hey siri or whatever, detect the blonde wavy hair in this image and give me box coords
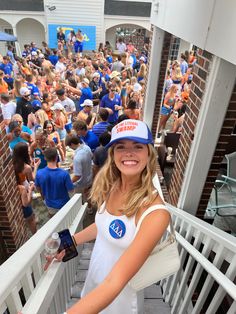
[90,143,158,217]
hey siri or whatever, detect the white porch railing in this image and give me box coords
[0,194,87,314]
[162,203,236,314]
[0,193,236,314]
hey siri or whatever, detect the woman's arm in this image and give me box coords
[73,223,97,245]
[18,183,35,207]
[67,208,170,314]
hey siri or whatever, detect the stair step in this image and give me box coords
[81,247,93,259]
[144,299,171,314]
[144,284,163,299]
[77,259,90,270]
[75,269,88,281]
[69,244,170,313]
[71,282,84,298]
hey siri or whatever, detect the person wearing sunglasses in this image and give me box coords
[16,87,34,126]
[100,84,122,124]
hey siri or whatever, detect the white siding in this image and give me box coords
[44,0,105,48]
[151,0,236,65]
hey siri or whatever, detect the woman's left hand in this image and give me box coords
[44,250,65,271]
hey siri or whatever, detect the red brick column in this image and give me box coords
[197,84,236,218]
[151,32,172,137]
[168,49,213,205]
[0,110,28,262]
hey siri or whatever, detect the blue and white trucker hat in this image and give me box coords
[106,119,153,148]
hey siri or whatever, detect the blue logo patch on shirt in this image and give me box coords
[109,219,126,239]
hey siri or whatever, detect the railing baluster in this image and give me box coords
[21,269,35,300]
[0,302,8,314]
[32,256,43,285]
[191,245,225,314]
[171,230,203,313]
[165,224,194,304]
[177,238,214,313]
[205,256,236,314]
[227,300,236,314]
[5,287,22,313]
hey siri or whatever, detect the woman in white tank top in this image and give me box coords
[66,119,170,314]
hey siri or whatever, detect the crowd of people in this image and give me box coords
[0,35,195,236]
[0,37,150,234]
[0,34,197,313]
[159,52,196,133]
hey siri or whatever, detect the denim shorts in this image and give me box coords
[65,123,72,132]
[56,128,67,140]
[23,206,33,218]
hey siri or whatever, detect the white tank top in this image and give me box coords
[81,202,144,313]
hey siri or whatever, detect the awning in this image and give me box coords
[0,31,17,42]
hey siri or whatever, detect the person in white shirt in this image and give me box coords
[55,55,66,79]
[116,38,127,54]
[0,93,16,127]
[56,88,76,134]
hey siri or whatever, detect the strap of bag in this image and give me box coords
[135,204,175,237]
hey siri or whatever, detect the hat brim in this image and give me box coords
[105,136,153,149]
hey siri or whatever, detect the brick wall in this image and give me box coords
[197,84,236,218]
[151,32,172,137]
[168,49,213,205]
[0,110,28,262]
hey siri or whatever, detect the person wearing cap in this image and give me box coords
[79,78,93,111]
[89,72,102,105]
[77,99,97,129]
[137,56,147,82]
[51,102,68,157]
[100,84,122,124]
[58,119,170,314]
[16,87,34,125]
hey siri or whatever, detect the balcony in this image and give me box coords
[0,189,236,313]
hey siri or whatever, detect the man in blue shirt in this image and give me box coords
[100,85,122,124]
[92,108,110,138]
[180,54,188,75]
[0,56,13,89]
[35,148,74,217]
[73,120,99,152]
[49,49,59,66]
[78,78,93,111]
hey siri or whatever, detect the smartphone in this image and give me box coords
[58,229,78,262]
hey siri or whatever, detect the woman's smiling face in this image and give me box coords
[113,140,149,177]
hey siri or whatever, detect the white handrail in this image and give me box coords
[21,203,87,314]
[162,202,236,313]
[0,194,83,312]
[176,233,236,300]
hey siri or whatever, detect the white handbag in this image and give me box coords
[129,205,180,291]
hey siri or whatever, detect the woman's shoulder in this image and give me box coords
[136,194,170,224]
